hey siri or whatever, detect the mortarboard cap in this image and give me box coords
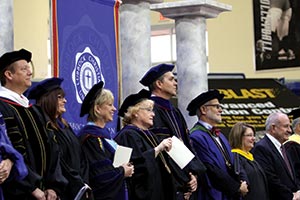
[80,81,104,117]
[187,89,224,116]
[0,49,32,72]
[289,108,300,120]
[118,89,151,117]
[27,77,63,100]
[139,63,174,86]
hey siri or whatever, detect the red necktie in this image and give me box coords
[281,145,293,178]
[211,127,221,137]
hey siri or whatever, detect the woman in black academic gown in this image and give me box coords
[229,122,269,200]
[114,89,175,200]
[27,77,92,200]
[78,81,134,200]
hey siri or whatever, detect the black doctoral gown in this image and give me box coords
[0,99,67,200]
[233,152,269,200]
[149,96,206,194]
[285,140,300,183]
[49,119,91,200]
[78,124,128,200]
[114,125,175,200]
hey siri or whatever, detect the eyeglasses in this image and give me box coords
[139,107,154,112]
[57,95,66,100]
[243,134,255,137]
[204,104,222,109]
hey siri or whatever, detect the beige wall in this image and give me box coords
[207,0,300,79]
[151,0,300,80]
[13,0,300,80]
[14,0,49,79]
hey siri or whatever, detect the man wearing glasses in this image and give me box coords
[187,89,249,200]
[0,49,67,200]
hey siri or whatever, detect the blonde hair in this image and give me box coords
[87,88,114,122]
[122,99,154,125]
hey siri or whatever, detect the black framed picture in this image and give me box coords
[253,0,300,70]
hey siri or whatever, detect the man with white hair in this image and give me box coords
[253,112,300,200]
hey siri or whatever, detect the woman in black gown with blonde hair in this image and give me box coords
[115,89,175,200]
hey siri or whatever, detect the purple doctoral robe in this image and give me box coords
[190,122,248,200]
[78,124,128,200]
[0,113,28,200]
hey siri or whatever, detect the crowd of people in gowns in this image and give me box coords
[0,48,300,200]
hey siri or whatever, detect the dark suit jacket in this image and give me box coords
[285,140,300,183]
[252,135,300,200]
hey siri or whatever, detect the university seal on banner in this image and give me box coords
[72,47,105,104]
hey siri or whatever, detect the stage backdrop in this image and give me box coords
[253,0,300,70]
[209,78,300,137]
[51,0,120,135]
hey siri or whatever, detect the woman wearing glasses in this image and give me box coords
[114,89,175,200]
[78,81,134,200]
[229,122,269,200]
[27,77,92,200]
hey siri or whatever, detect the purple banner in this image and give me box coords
[52,0,120,135]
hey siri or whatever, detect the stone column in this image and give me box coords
[151,0,231,128]
[120,0,162,101]
[0,0,14,55]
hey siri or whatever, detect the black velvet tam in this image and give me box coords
[187,89,224,116]
[80,81,104,117]
[139,63,174,86]
[27,77,63,99]
[0,49,32,71]
[118,89,151,117]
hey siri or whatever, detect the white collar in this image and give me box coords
[198,120,213,130]
[0,86,30,107]
[266,133,283,156]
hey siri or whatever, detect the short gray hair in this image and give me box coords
[292,117,300,132]
[265,112,282,131]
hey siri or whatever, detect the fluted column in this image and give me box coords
[0,0,14,55]
[120,0,162,101]
[151,0,231,128]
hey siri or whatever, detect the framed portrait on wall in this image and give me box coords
[253,0,300,70]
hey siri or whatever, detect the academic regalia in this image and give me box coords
[139,63,174,87]
[25,76,91,199]
[285,108,300,183]
[190,122,248,200]
[285,138,300,183]
[0,113,28,200]
[48,119,90,200]
[114,125,174,200]
[0,99,67,200]
[150,96,190,146]
[231,150,269,200]
[149,96,206,196]
[78,124,127,200]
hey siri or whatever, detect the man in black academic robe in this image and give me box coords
[139,63,206,199]
[0,49,67,199]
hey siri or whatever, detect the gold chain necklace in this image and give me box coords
[135,125,171,174]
